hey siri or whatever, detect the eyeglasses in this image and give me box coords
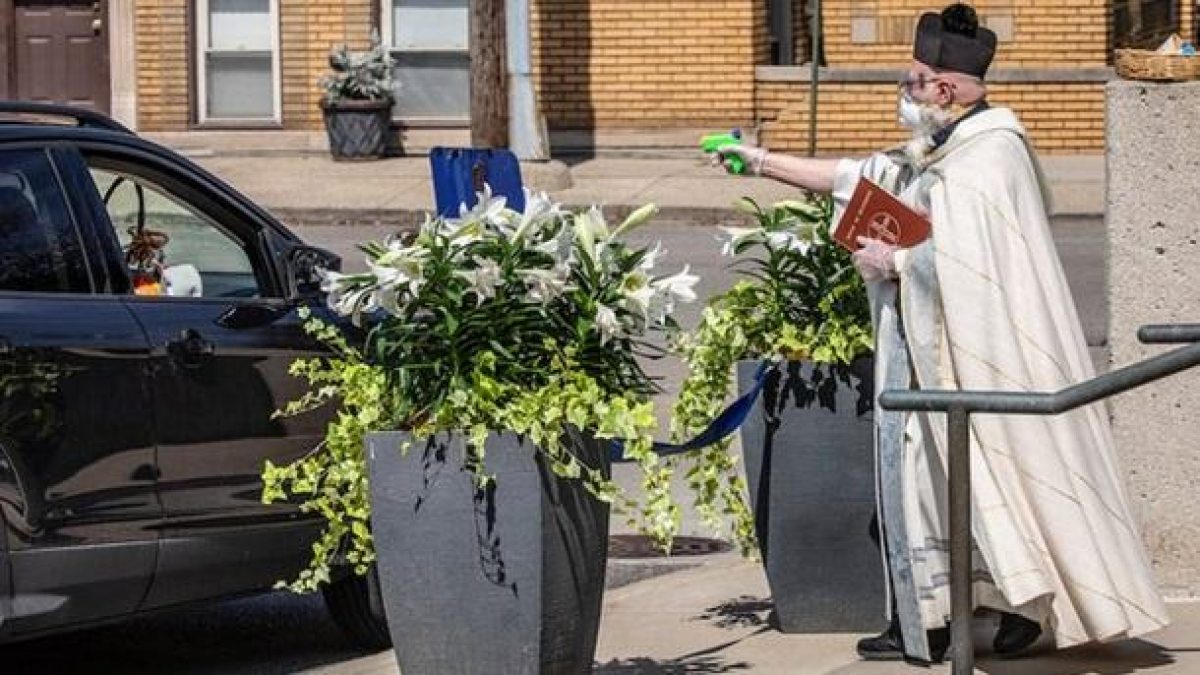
[898,73,937,93]
[900,72,983,93]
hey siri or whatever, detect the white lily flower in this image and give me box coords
[620,270,655,319]
[651,265,700,321]
[368,245,428,297]
[366,257,408,287]
[513,189,556,242]
[373,286,405,317]
[573,205,611,262]
[717,226,760,257]
[640,241,665,271]
[454,184,516,235]
[594,303,624,345]
[448,218,486,244]
[319,269,378,324]
[521,265,572,303]
[766,230,810,253]
[455,258,505,306]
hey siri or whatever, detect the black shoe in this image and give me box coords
[856,617,904,661]
[856,619,950,664]
[993,612,1042,656]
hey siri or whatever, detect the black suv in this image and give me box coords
[0,103,387,649]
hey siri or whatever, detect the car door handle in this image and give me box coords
[167,329,215,367]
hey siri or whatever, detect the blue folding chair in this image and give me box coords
[430,147,526,217]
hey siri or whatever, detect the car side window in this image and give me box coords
[89,168,261,299]
[0,149,91,294]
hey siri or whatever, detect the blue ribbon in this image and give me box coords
[609,359,777,461]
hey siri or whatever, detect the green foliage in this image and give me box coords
[263,191,697,592]
[320,33,394,104]
[262,308,385,592]
[667,195,874,555]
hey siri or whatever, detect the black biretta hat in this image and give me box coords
[914,3,997,78]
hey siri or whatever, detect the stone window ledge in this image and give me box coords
[756,66,1116,83]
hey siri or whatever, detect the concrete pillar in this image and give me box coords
[1106,79,1200,596]
[109,0,137,130]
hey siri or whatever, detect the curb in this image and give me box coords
[270,205,764,230]
[605,549,745,591]
[271,205,1103,231]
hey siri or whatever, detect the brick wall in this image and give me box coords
[135,0,189,131]
[823,0,1109,68]
[128,0,1155,151]
[757,81,1105,155]
[1182,0,1195,44]
[135,0,372,131]
[529,0,759,129]
[280,0,374,130]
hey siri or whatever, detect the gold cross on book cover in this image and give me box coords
[834,177,932,253]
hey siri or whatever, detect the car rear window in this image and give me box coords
[0,149,90,293]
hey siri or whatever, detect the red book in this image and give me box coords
[833,177,932,252]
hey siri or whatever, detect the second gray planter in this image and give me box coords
[737,357,883,632]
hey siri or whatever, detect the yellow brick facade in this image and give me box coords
[823,0,1109,68]
[528,0,762,128]
[279,0,374,130]
[757,81,1106,154]
[129,0,1187,154]
[134,0,189,131]
[134,0,372,132]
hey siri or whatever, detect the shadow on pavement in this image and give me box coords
[974,638,1176,675]
[823,637,1180,675]
[594,655,753,673]
[0,591,380,675]
[692,595,775,629]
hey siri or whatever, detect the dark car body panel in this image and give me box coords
[0,108,340,642]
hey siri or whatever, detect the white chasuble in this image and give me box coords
[831,107,1169,651]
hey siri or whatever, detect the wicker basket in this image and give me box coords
[1115,48,1200,82]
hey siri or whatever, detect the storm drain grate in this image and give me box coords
[607,534,733,559]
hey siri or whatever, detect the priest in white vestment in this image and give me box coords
[714,2,1170,664]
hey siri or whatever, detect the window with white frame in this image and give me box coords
[196,0,281,124]
[383,0,471,122]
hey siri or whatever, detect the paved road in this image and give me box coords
[1,591,379,675]
[0,217,1107,674]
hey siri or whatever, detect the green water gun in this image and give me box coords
[700,129,746,175]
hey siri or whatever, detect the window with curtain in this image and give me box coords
[198,0,279,123]
[387,0,470,121]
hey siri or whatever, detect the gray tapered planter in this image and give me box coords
[321,98,394,160]
[366,427,609,675]
[737,356,882,632]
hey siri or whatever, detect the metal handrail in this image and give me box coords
[878,323,1200,674]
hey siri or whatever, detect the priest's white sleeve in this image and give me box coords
[830,153,904,231]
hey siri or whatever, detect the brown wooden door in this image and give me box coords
[12,0,109,111]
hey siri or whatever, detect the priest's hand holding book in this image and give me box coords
[852,237,899,281]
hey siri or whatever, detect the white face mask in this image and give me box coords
[897,91,924,130]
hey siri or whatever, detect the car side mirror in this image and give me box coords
[285,244,341,300]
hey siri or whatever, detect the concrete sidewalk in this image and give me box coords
[307,555,1199,674]
[145,132,1105,226]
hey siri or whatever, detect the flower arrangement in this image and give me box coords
[262,189,701,592]
[320,34,395,105]
[666,195,875,554]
